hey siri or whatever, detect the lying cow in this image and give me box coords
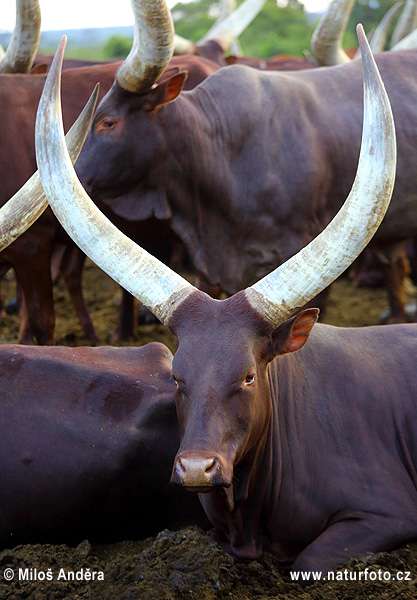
[32,26,417,575]
[0,341,208,547]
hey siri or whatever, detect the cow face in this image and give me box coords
[169,290,318,495]
[75,72,187,204]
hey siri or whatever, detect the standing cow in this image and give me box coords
[33,25,417,575]
[0,0,222,344]
[74,0,417,325]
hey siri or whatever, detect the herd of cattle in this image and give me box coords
[2,0,417,582]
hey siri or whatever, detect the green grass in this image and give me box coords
[38,45,108,61]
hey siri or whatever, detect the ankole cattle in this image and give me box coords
[0,0,223,344]
[74,0,417,325]
[0,341,208,547]
[31,27,417,575]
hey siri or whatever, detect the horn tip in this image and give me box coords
[356,23,365,41]
[357,23,373,62]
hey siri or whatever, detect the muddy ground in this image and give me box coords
[1,261,416,600]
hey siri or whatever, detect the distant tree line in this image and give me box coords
[103,0,405,60]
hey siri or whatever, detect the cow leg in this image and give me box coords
[381,259,408,324]
[291,514,416,579]
[60,246,99,344]
[114,288,136,341]
[18,296,35,344]
[16,254,55,345]
[0,280,6,318]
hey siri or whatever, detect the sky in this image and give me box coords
[0,0,330,32]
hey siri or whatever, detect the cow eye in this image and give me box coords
[172,376,179,387]
[243,374,256,386]
[96,119,117,132]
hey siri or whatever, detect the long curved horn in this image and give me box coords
[0,54,99,251]
[311,0,354,66]
[173,34,196,55]
[198,0,267,52]
[391,0,417,47]
[391,25,417,50]
[245,25,396,327]
[36,37,196,325]
[354,2,403,60]
[215,0,242,56]
[116,0,174,94]
[370,2,404,53]
[0,0,41,73]
[0,45,5,60]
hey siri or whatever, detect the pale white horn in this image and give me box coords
[116,0,174,94]
[173,34,196,55]
[370,2,404,53]
[354,3,403,60]
[36,37,196,325]
[199,0,267,52]
[311,0,355,66]
[246,25,397,327]
[0,50,99,252]
[0,0,41,73]
[391,0,417,47]
[214,0,242,56]
[391,25,417,50]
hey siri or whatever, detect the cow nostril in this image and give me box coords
[205,458,217,474]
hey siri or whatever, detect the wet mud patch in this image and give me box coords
[1,531,417,599]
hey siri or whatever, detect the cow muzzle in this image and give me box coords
[171,452,231,491]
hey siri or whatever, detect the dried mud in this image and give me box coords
[1,261,416,600]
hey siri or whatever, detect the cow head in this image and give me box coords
[76,70,187,207]
[169,290,318,495]
[75,0,188,217]
[35,25,395,514]
[75,0,265,219]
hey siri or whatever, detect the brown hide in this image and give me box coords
[166,290,417,573]
[225,53,318,70]
[0,341,208,546]
[0,55,219,344]
[75,49,417,325]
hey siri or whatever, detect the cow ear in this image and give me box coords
[144,71,188,111]
[31,63,48,74]
[266,308,319,361]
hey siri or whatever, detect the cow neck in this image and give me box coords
[162,88,235,281]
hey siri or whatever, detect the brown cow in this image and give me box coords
[33,25,417,577]
[0,341,208,547]
[0,43,219,343]
[74,0,417,326]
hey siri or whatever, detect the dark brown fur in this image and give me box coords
[166,290,417,573]
[0,341,208,546]
[76,49,417,321]
[0,55,220,343]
